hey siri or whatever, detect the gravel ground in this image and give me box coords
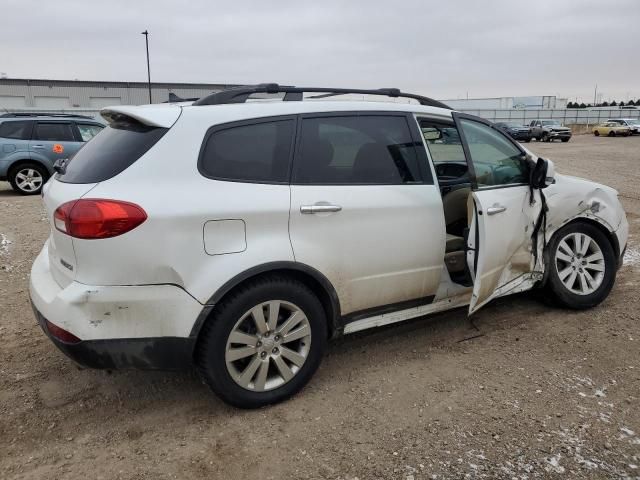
[1,134,639,479]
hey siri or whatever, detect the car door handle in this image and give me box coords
[32,145,44,149]
[300,204,342,214]
[486,205,507,215]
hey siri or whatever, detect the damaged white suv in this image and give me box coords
[30,84,628,408]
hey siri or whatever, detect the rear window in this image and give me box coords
[0,120,32,140]
[199,118,295,183]
[77,123,104,141]
[57,121,167,184]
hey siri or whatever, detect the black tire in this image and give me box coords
[542,133,550,142]
[8,162,48,195]
[594,130,600,136]
[196,275,327,408]
[545,222,616,309]
[608,131,616,137]
[561,138,570,143]
[524,137,531,143]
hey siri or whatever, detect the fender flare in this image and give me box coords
[189,261,341,339]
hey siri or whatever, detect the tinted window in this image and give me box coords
[0,120,32,140]
[57,121,167,184]
[34,122,75,141]
[293,115,421,185]
[77,123,104,141]
[458,119,527,188]
[199,119,294,183]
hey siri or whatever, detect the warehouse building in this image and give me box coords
[442,95,567,110]
[0,77,236,110]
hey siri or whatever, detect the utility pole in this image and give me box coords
[593,84,597,107]
[141,30,152,104]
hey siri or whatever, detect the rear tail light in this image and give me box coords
[45,319,81,344]
[54,199,147,239]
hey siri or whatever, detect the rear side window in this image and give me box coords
[34,122,75,141]
[77,123,104,141]
[0,120,32,140]
[199,119,294,183]
[293,115,423,185]
[57,121,167,184]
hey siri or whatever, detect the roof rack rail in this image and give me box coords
[192,83,451,109]
[0,112,95,119]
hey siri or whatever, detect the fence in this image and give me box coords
[457,108,640,126]
[2,106,639,126]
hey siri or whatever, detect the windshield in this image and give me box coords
[541,121,561,126]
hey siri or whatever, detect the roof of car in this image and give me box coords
[102,100,456,129]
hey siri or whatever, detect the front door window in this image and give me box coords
[457,118,528,189]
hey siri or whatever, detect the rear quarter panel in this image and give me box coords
[71,108,295,305]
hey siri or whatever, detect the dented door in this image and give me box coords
[468,187,539,312]
[451,113,539,314]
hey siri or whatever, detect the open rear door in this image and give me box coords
[450,113,540,314]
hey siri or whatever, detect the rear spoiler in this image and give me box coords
[100,105,181,128]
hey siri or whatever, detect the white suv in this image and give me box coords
[30,85,628,408]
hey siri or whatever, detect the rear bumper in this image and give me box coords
[33,303,194,370]
[29,245,203,370]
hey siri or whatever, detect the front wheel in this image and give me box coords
[608,131,616,137]
[594,130,600,136]
[561,138,570,143]
[545,223,616,309]
[196,276,327,408]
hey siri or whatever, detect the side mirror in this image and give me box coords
[544,159,555,187]
[530,157,555,189]
[422,128,442,141]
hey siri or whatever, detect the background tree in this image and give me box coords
[579,102,587,108]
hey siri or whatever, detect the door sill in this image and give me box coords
[343,294,470,334]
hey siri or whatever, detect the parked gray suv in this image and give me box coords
[0,113,104,195]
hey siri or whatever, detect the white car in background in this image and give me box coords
[30,84,628,408]
[607,118,640,134]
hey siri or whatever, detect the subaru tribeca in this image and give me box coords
[30,85,628,408]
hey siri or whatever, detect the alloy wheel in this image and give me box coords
[225,300,312,392]
[15,168,43,193]
[554,232,605,295]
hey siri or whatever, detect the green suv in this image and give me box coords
[0,113,104,195]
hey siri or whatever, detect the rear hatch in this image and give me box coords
[42,105,180,288]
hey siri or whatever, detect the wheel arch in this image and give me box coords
[189,262,342,342]
[7,158,53,177]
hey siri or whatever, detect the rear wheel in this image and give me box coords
[561,138,570,143]
[8,163,48,195]
[608,131,616,137]
[594,130,600,136]
[545,222,616,309]
[196,276,327,408]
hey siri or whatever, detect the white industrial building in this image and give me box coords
[442,96,567,110]
[0,78,236,110]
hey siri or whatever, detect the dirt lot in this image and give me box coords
[1,134,639,479]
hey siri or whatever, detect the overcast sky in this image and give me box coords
[2,0,639,102]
